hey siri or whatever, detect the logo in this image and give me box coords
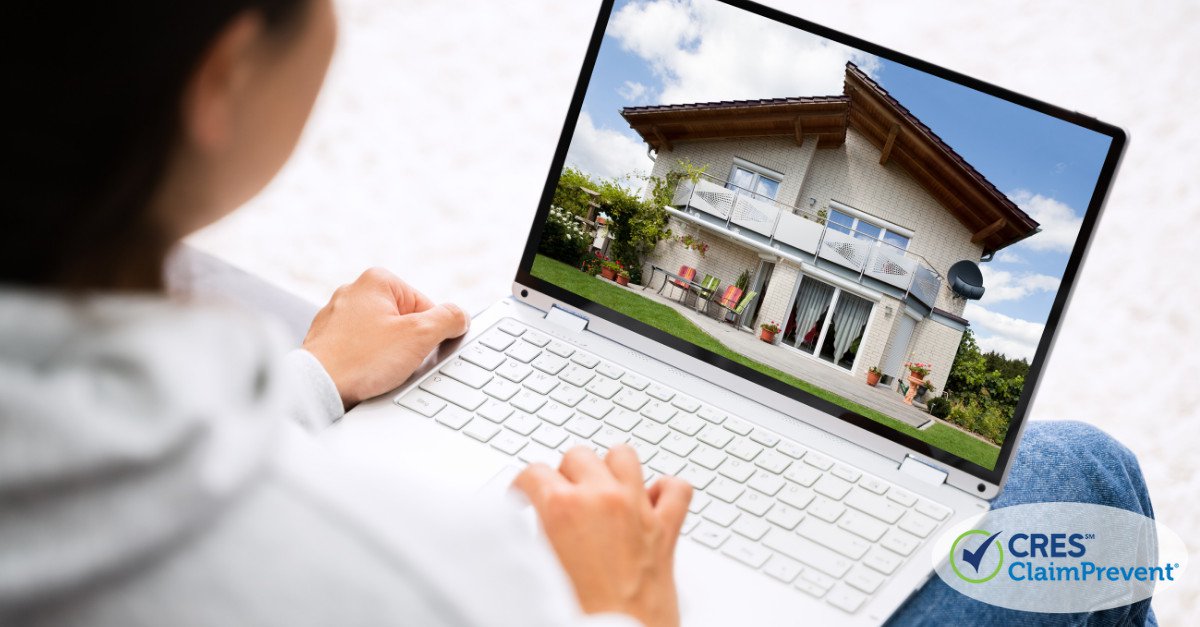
[951,529,1004,583]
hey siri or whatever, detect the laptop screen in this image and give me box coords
[516,0,1125,482]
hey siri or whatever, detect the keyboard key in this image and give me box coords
[558,364,594,387]
[753,451,791,474]
[863,547,903,575]
[796,518,869,559]
[505,342,541,364]
[727,438,763,462]
[434,407,473,430]
[420,376,486,411]
[778,483,816,509]
[504,412,541,436]
[803,451,833,470]
[688,492,712,514]
[585,376,622,399]
[612,388,649,411]
[463,419,500,442]
[880,529,920,556]
[748,429,779,447]
[478,331,515,352]
[591,426,629,449]
[648,451,686,476]
[732,515,770,541]
[860,475,890,495]
[633,421,670,445]
[522,331,550,347]
[570,352,600,368]
[548,384,586,407]
[762,529,853,578]
[671,395,701,413]
[783,464,821,487]
[765,503,804,530]
[496,359,533,383]
[532,425,569,449]
[661,433,698,457]
[692,522,730,548]
[518,443,561,467]
[689,445,726,470]
[537,402,573,426]
[707,477,745,503]
[763,556,802,584]
[576,396,613,419]
[510,390,547,414]
[845,567,885,594]
[721,536,771,568]
[831,465,861,482]
[826,584,867,613]
[397,390,445,417]
[546,341,575,358]
[697,407,726,424]
[678,464,714,490]
[701,501,740,527]
[490,430,526,456]
[595,362,625,380]
[531,354,568,376]
[681,513,701,535]
[668,413,705,437]
[626,439,658,464]
[620,372,649,390]
[735,491,773,517]
[483,378,520,402]
[604,409,642,432]
[807,497,846,523]
[641,401,676,423]
[794,578,827,598]
[915,500,951,521]
[747,471,785,496]
[887,489,917,507]
[558,436,594,454]
[800,567,836,590]
[565,416,602,439]
[477,400,514,423]
[645,383,674,402]
[837,510,888,542]
[813,475,853,500]
[440,359,493,389]
[898,511,938,538]
[461,344,506,371]
[723,418,752,436]
[496,319,526,336]
[697,425,734,449]
[717,459,755,483]
[845,488,906,524]
[776,440,806,459]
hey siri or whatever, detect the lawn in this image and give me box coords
[532,254,1001,469]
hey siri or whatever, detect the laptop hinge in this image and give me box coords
[545,305,588,333]
[899,455,949,486]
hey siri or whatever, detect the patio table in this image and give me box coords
[653,268,713,313]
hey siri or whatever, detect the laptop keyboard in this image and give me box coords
[396,318,953,615]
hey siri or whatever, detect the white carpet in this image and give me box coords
[190,0,1199,620]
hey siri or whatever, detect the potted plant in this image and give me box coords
[866,366,882,387]
[903,362,931,405]
[760,321,781,343]
[615,269,630,286]
[915,380,936,402]
[600,259,621,281]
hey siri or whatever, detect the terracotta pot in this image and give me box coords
[616,275,629,286]
[600,267,617,280]
[866,370,881,386]
[760,330,776,343]
[903,374,924,405]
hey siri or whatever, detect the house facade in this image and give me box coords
[621,63,1039,393]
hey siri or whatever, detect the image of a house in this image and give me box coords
[622,62,1040,397]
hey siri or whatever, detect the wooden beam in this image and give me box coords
[650,125,672,152]
[794,118,804,146]
[972,218,1007,244]
[879,123,899,165]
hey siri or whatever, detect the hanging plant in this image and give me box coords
[676,233,709,256]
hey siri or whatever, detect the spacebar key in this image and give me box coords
[762,529,853,578]
[420,375,486,411]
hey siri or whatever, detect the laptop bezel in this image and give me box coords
[511,0,1128,489]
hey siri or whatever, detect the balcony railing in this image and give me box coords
[670,174,943,308]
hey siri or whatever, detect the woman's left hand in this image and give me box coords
[303,267,470,408]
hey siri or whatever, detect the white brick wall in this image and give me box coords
[907,320,964,392]
[755,261,801,331]
[642,217,762,298]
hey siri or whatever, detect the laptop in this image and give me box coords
[327,0,1127,623]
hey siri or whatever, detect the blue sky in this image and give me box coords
[563,0,1113,360]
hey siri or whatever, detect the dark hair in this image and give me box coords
[2,2,309,291]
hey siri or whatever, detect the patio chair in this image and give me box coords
[712,285,743,320]
[663,265,696,300]
[688,275,720,310]
[728,290,759,327]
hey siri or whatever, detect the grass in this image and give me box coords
[532,254,1001,469]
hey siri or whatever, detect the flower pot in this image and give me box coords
[616,275,629,286]
[600,267,617,280]
[760,330,776,343]
[866,370,881,386]
[903,374,924,405]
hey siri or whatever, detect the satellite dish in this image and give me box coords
[948,260,986,300]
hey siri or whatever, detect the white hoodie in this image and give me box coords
[0,292,632,627]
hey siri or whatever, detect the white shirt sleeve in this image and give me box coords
[281,349,345,430]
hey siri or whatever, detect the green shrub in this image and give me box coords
[925,396,950,420]
[537,206,591,267]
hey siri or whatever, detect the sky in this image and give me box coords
[563,0,1113,361]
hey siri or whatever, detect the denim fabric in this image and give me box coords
[886,421,1158,626]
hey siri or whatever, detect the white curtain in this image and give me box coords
[791,278,833,350]
[829,293,873,367]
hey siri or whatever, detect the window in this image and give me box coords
[783,277,873,371]
[827,207,911,251]
[727,161,782,201]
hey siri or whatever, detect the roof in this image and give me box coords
[620,63,1039,253]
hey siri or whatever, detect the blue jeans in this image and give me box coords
[886,421,1157,626]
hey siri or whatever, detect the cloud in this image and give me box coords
[978,266,1060,304]
[617,80,649,102]
[1009,189,1083,253]
[564,110,654,184]
[609,0,881,105]
[964,303,1044,361]
[993,250,1025,264]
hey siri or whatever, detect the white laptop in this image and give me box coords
[328,0,1127,624]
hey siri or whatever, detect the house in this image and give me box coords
[621,63,1039,394]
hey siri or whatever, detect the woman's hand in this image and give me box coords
[514,445,692,627]
[303,267,469,408]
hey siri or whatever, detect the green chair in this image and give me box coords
[724,290,759,327]
[689,275,721,311]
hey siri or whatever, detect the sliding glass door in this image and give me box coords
[783,276,873,371]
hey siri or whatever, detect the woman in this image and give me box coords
[1,2,1157,626]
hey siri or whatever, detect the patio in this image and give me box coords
[628,277,936,429]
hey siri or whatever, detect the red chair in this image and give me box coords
[716,285,743,311]
[664,265,696,300]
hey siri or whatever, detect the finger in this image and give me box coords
[398,303,471,345]
[558,446,612,485]
[512,462,569,508]
[647,476,692,542]
[357,267,437,314]
[603,444,646,489]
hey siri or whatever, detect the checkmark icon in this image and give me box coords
[961,531,1002,573]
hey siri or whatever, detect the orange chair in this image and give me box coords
[715,285,743,311]
[665,265,696,300]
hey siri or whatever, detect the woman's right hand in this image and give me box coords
[514,445,692,627]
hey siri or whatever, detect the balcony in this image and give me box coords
[669,175,943,309]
